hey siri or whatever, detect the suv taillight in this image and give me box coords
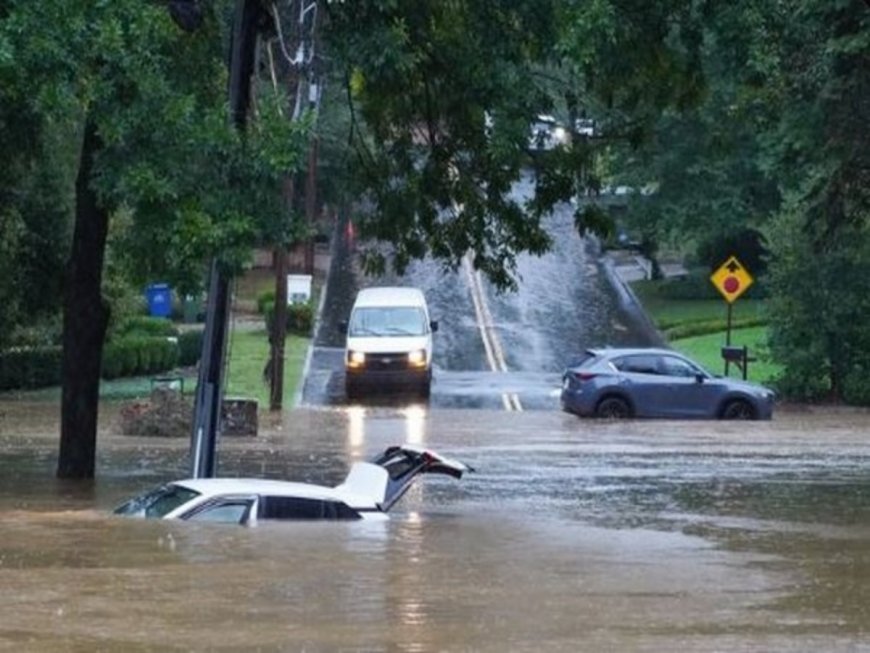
[572,372,597,382]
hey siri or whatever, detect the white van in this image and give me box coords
[342,287,438,399]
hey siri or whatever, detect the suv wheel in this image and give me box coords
[596,396,631,419]
[721,399,755,420]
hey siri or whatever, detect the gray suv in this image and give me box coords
[560,348,775,420]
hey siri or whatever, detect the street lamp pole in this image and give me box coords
[189,0,263,478]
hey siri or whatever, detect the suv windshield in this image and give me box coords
[349,307,427,337]
[114,484,199,518]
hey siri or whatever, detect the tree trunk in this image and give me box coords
[304,137,318,275]
[58,116,110,479]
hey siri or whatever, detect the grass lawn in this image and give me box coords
[630,280,766,329]
[671,326,780,385]
[628,278,778,386]
[225,328,307,408]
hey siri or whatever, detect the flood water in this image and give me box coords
[2,401,870,651]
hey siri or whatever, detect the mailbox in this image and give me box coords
[721,346,746,363]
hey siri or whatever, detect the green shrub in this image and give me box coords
[156,337,180,372]
[101,342,125,379]
[264,300,314,336]
[166,342,179,371]
[103,338,142,378]
[842,365,870,406]
[1,337,182,390]
[652,271,768,301]
[8,319,62,348]
[139,340,151,375]
[102,336,178,379]
[257,289,276,315]
[137,337,177,374]
[178,330,204,367]
[0,346,62,390]
[657,273,722,300]
[117,316,179,338]
[694,229,769,276]
[288,302,313,335]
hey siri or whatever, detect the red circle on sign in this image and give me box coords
[723,276,740,293]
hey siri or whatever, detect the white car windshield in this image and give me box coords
[114,484,199,518]
[349,307,427,337]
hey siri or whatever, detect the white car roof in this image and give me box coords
[171,477,378,509]
[353,286,426,309]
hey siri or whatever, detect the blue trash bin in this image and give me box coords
[145,283,172,318]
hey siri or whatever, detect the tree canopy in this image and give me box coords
[323,0,710,289]
[1,0,868,435]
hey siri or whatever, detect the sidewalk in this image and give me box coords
[600,248,688,347]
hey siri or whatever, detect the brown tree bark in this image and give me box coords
[58,116,110,479]
[304,137,318,275]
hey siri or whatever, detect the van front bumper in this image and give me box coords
[346,367,431,389]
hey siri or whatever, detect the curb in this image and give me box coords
[601,255,666,347]
[291,221,338,409]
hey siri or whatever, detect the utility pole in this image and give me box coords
[304,131,319,275]
[268,0,321,409]
[303,8,322,276]
[189,0,262,478]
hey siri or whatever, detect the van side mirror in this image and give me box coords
[338,320,348,334]
[430,320,439,333]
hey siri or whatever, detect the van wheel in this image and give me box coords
[419,381,431,400]
[595,396,631,419]
[345,380,360,401]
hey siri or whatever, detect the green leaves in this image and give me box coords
[322,0,720,289]
[0,0,312,321]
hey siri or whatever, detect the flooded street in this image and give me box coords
[305,176,659,410]
[2,401,870,651]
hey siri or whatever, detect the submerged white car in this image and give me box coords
[114,446,472,524]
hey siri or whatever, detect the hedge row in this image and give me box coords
[0,347,63,390]
[664,316,768,340]
[101,337,179,380]
[178,330,204,367]
[116,316,179,338]
[655,272,768,301]
[0,329,204,391]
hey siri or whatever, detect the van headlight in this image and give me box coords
[346,351,366,368]
[407,349,427,368]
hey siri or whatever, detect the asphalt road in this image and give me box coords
[303,178,659,410]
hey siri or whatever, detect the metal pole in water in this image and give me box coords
[189,0,261,478]
[724,303,733,377]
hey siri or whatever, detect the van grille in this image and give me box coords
[366,352,409,371]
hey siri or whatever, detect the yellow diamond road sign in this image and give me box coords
[710,255,754,303]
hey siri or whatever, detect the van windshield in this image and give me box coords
[349,307,427,337]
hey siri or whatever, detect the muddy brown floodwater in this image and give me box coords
[2,400,870,652]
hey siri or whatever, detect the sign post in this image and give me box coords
[710,256,754,376]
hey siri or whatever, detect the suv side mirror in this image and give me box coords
[430,320,439,333]
[695,373,705,384]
